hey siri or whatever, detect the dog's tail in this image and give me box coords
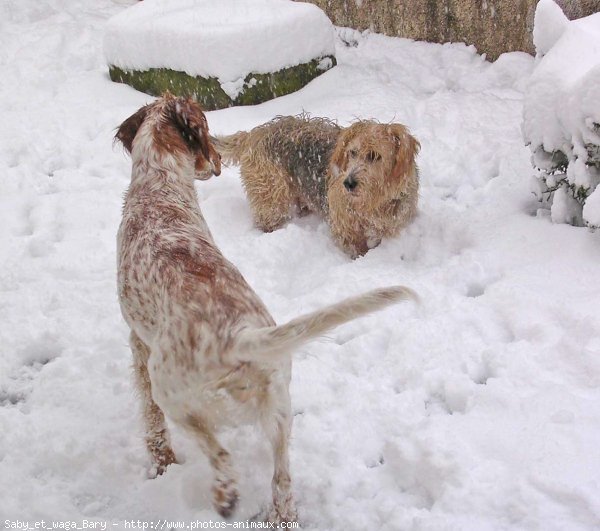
[232,286,417,362]
[210,132,249,166]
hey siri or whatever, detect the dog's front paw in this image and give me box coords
[212,477,239,519]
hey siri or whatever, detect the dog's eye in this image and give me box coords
[366,151,381,162]
[349,149,358,158]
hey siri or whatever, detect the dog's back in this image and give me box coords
[215,115,340,214]
[118,179,275,355]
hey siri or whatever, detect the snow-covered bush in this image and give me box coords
[104,0,336,110]
[523,0,600,227]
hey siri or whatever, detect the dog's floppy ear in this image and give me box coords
[165,96,221,176]
[330,126,358,178]
[388,124,420,181]
[115,104,151,154]
[166,97,210,155]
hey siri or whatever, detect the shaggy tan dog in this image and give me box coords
[214,115,420,258]
[115,95,417,524]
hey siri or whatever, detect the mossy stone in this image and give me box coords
[108,56,336,110]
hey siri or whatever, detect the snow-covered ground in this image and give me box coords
[2,1,600,529]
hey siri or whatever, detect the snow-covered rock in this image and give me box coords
[104,0,336,107]
[523,0,600,228]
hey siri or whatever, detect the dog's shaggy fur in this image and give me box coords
[115,95,416,523]
[214,115,420,258]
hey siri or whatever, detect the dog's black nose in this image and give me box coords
[343,174,358,191]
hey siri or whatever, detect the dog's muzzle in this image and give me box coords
[211,159,221,176]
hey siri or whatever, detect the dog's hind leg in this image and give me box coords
[240,165,294,233]
[261,385,298,524]
[130,331,177,476]
[185,414,239,518]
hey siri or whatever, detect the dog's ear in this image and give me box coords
[167,97,209,154]
[388,124,420,180]
[166,96,221,176]
[330,126,359,178]
[115,104,151,153]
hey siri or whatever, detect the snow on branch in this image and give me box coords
[523,0,600,228]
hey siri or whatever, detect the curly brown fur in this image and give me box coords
[214,115,420,258]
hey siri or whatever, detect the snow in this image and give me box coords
[532,0,568,57]
[2,1,600,529]
[523,1,600,227]
[524,7,600,155]
[104,0,335,95]
[583,185,600,227]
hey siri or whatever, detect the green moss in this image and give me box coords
[108,56,336,110]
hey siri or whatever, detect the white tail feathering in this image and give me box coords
[232,285,418,361]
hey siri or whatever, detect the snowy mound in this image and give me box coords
[523,0,600,227]
[104,0,336,108]
[532,0,569,56]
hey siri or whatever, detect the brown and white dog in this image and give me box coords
[214,115,420,258]
[115,94,416,523]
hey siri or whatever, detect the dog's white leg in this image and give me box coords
[130,331,177,476]
[185,414,239,518]
[261,389,298,524]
